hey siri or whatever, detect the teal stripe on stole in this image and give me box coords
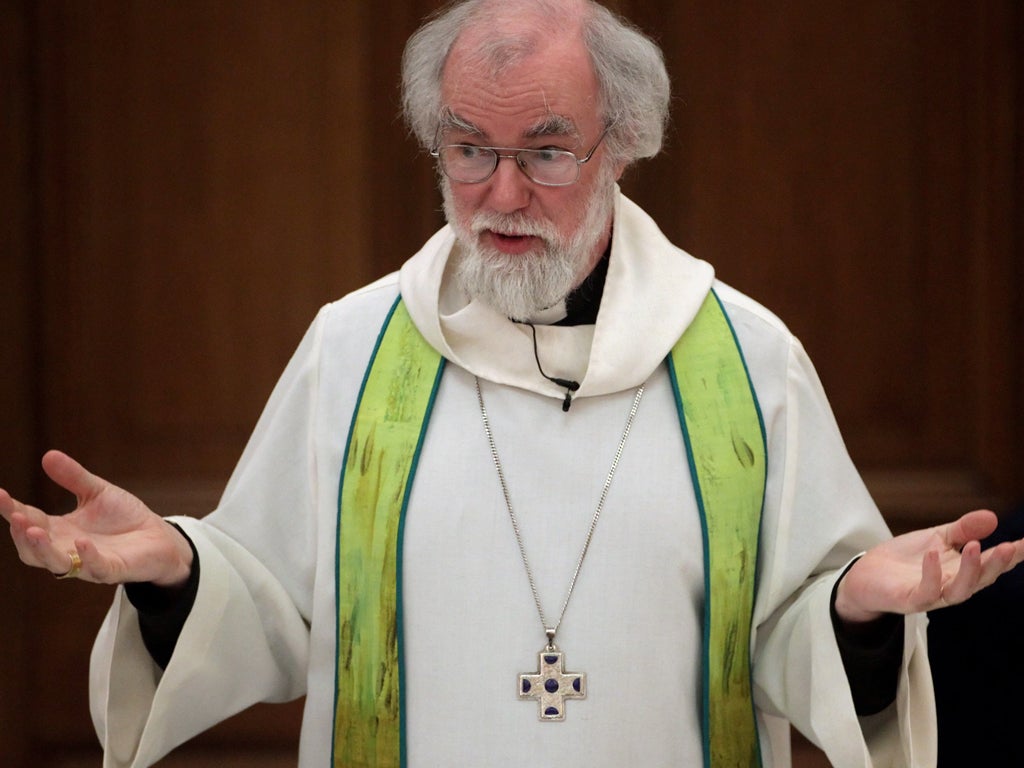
[395,348,445,768]
[334,288,765,767]
[667,288,766,768]
[333,295,444,768]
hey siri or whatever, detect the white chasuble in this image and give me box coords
[89,192,935,767]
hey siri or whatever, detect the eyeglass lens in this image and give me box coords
[438,146,579,186]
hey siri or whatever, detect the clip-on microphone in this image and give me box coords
[526,323,580,411]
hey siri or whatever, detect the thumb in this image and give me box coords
[40,450,106,503]
[944,509,998,550]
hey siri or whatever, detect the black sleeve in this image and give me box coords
[123,523,200,670]
[830,562,904,716]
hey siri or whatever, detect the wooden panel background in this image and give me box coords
[2,2,1020,766]
[624,0,1023,526]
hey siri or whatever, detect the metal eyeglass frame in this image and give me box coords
[430,126,611,187]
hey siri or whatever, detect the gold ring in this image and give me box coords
[56,550,82,580]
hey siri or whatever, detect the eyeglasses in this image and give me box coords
[430,127,610,187]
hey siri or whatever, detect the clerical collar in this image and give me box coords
[556,249,610,326]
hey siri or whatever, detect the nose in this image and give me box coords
[484,155,532,214]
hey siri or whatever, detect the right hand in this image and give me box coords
[1,450,193,587]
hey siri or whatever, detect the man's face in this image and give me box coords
[438,31,622,319]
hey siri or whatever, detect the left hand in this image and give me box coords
[835,509,1024,624]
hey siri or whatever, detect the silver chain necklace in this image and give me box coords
[475,377,645,720]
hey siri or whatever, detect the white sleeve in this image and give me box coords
[88,308,331,767]
[750,336,936,767]
[90,522,310,767]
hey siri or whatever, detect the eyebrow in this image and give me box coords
[439,109,581,145]
[522,114,579,141]
[439,110,485,137]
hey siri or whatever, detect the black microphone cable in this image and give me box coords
[525,322,580,412]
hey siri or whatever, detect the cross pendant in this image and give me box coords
[518,645,586,721]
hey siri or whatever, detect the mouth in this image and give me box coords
[482,229,543,255]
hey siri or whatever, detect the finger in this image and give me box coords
[973,540,1024,589]
[942,509,998,551]
[53,547,82,578]
[938,540,983,604]
[1002,538,1024,570]
[75,537,128,584]
[41,450,106,504]
[0,490,23,529]
[70,538,101,582]
[7,503,66,567]
[23,527,82,575]
[0,488,14,523]
[915,548,944,608]
[1,490,53,531]
[6,513,47,568]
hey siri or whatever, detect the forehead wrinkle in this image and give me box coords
[440,35,597,148]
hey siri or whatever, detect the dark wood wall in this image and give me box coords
[2,2,1020,766]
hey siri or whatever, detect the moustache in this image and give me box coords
[469,212,556,240]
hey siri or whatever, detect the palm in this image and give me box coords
[1,450,192,586]
[850,527,970,613]
[37,489,167,582]
[836,510,1024,622]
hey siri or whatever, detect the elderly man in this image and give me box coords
[3,1,1022,766]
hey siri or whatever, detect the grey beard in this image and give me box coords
[442,172,616,321]
[453,239,582,321]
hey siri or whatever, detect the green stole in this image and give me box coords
[332,291,766,768]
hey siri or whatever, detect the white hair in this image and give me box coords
[401,0,671,167]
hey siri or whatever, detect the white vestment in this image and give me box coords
[90,193,936,767]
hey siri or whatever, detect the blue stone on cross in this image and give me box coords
[518,646,586,721]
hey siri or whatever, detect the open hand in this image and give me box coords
[835,509,1024,624]
[1,450,193,587]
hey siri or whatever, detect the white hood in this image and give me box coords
[399,191,715,399]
